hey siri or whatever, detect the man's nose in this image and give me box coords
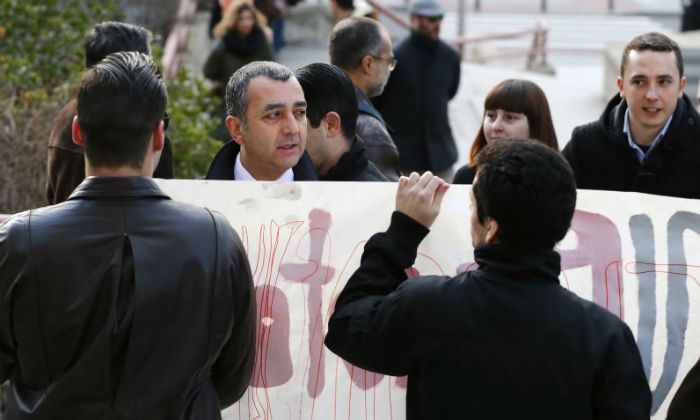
[646,84,660,100]
[281,112,300,135]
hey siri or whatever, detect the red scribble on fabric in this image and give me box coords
[559,210,624,319]
[251,285,292,388]
[625,262,700,289]
[280,209,336,408]
[245,219,304,419]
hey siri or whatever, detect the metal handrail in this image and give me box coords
[475,0,614,13]
[161,0,199,81]
[366,0,550,70]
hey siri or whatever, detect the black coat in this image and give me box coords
[205,140,318,180]
[321,137,389,182]
[373,32,460,173]
[325,212,651,420]
[667,356,700,419]
[0,177,256,419]
[562,93,700,199]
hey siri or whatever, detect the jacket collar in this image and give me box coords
[67,176,170,200]
[474,244,561,284]
[205,140,319,181]
[602,92,699,151]
[355,86,387,125]
[322,136,370,181]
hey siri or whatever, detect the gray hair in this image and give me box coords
[329,17,385,71]
[225,61,294,126]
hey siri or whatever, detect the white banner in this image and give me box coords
[156,180,700,420]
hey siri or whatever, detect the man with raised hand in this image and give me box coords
[326,139,651,419]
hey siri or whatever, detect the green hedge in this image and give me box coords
[0,0,221,213]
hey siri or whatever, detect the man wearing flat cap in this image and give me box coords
[373,0,461,181]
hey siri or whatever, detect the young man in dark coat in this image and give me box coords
[372,0,460,180]
[46,22,174,205]
[205,61,318,181]
[329,17,401,181]
[1,52,256,419]
[325,139,651,419]
[296,63,388,182]
[563,32,700,199]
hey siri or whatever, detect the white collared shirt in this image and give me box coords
[233,152,294,181]
[622,109,673,163]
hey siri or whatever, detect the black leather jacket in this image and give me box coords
[0,177,256,419]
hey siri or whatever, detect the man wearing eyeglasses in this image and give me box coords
[330,17,401,181]
[373,0,461,181]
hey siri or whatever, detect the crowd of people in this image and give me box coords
[1,0,700,418]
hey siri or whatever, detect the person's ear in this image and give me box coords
[617,76,625,100]
[360,55,373,75]
[152,120,165,153]
[225,115,245,145]
[72,116,84,147]
[484,218,500,244]
[324,111,341,137]
[679,76,687,99]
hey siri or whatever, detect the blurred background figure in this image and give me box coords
[373,0,460,181]
[329,0,378,21]
[453,79,559,184]
[682,0,700,31]
[204,0,274,141]
[209,0,290,52]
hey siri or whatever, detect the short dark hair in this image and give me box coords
[620,32,683,78]
[473,139,576,251]
[84,21,152,68]
[296,63,358,141]
[77,52,167,168]
[225,61,294,126]
[329,17,385,71]
[469,79,558,165]
[334,0,354,11]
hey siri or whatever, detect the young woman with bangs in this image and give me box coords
[453,79,559,184]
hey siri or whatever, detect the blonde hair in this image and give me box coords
[213,0,268,39]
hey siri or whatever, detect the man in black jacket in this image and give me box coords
[0,52,256,419]
[296,63,388,182]
[563,32,700,199]
[373,0,460,180]
[206,61,318,181]
[325,139,651,419]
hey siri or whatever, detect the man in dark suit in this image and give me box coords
[205,61,318,181]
